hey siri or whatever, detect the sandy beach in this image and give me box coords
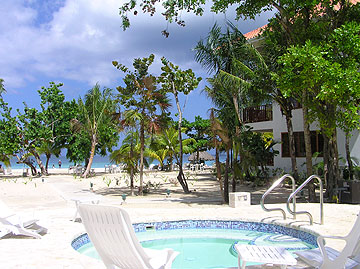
[0,168,359,268]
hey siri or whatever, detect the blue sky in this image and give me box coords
[1,0,274,122]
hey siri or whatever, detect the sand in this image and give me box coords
[0,168,359,268]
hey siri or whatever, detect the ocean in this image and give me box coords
[4,153,225,170]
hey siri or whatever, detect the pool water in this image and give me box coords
[76,228,315,268]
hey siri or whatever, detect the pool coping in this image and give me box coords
[71,218,320,252]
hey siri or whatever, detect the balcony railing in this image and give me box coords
[243,104,273,123]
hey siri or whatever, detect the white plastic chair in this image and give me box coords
[0,200,47,239]
[78,204,179,269]
[295,212,360,268]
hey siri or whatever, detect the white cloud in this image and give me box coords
[0,0,273,99]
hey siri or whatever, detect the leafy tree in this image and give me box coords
[113,54,171,195]
[276,22,360,198]
[0,81,21,168]
[71,84,119,178]
[182,116,211,162]
[158,57,202,193]
[37,82,78,173]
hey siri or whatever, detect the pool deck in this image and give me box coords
[0,171,359,268]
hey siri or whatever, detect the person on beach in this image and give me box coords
[0,164,4,174]
[58,160,62,168]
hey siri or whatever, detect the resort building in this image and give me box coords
[243,26,360,174]
[242,101,360,173]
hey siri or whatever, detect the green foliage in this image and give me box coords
[159,57,202,96]
[182,116,211,155]
[113,54,171,134]
[276,22,360,137]
[110,131,141,179]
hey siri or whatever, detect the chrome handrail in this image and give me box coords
[260,174,296,220]
[286,175,324,225]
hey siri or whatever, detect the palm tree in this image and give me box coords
[149,127,194,171]
[110,131,141,195]
[197,22,299,183]
[71,84,118,178]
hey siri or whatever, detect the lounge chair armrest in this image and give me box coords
[317,234,348,261]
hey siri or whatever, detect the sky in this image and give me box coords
[0,0,274,122]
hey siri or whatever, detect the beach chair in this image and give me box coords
[78,204,179,269]
[0,200,47,239]
[295,212,360,268]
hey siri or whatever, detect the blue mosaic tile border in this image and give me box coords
[71,233,91,250]
[72,220,318,250]
[133,220,318,246]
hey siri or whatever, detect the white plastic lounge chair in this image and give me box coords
[0,201,47,239]
[78,204,179,269]
[295,212,360,269]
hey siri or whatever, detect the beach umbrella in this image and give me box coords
[188,151,215,161]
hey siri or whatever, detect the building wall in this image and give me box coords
[246,102,360,173]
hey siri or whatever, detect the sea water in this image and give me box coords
[3,153,225,170]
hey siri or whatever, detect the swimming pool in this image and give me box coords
[72,220,318,268]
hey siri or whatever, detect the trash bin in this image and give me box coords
[339,180,360,204]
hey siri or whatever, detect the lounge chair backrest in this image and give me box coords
[350,213,360,262]
[321,212,360,268]
[78,204,153,269]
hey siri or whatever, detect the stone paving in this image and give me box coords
[0,172,359,268]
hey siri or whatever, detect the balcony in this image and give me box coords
[243,104,273,123]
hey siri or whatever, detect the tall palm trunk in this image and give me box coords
[215,144,224,202]
[139,117,145,195]
[232,141,237,192]
[224,148,230,204]
[83,134,96,178]
[173,85,190,193]
[130,138,135,195]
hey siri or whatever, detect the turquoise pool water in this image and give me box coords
[75,227,316,268]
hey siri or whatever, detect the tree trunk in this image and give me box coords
[215,143,224,202]
[224,148,230,204]
[130,139,135,196]
[82,134,96,178]
[168,156,173,172]
[345,132,354,180]
[174,87,190,193]
[30,149,47,176]
[23,159,37,175]
[232,141,236,193]
[322,132,329,193]
[139,118,145,195]
[284,111,298,180]
[45,153,51,174]
[302,99,315,201]
[232,94,242,125]
[326,129,340,201]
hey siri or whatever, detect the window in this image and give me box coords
[281,131,323,157]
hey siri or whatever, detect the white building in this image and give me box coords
[243,23,360,174]
[243,101,360,173]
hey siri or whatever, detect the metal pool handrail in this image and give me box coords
[286,175,324,225]
[261,174,296,220]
